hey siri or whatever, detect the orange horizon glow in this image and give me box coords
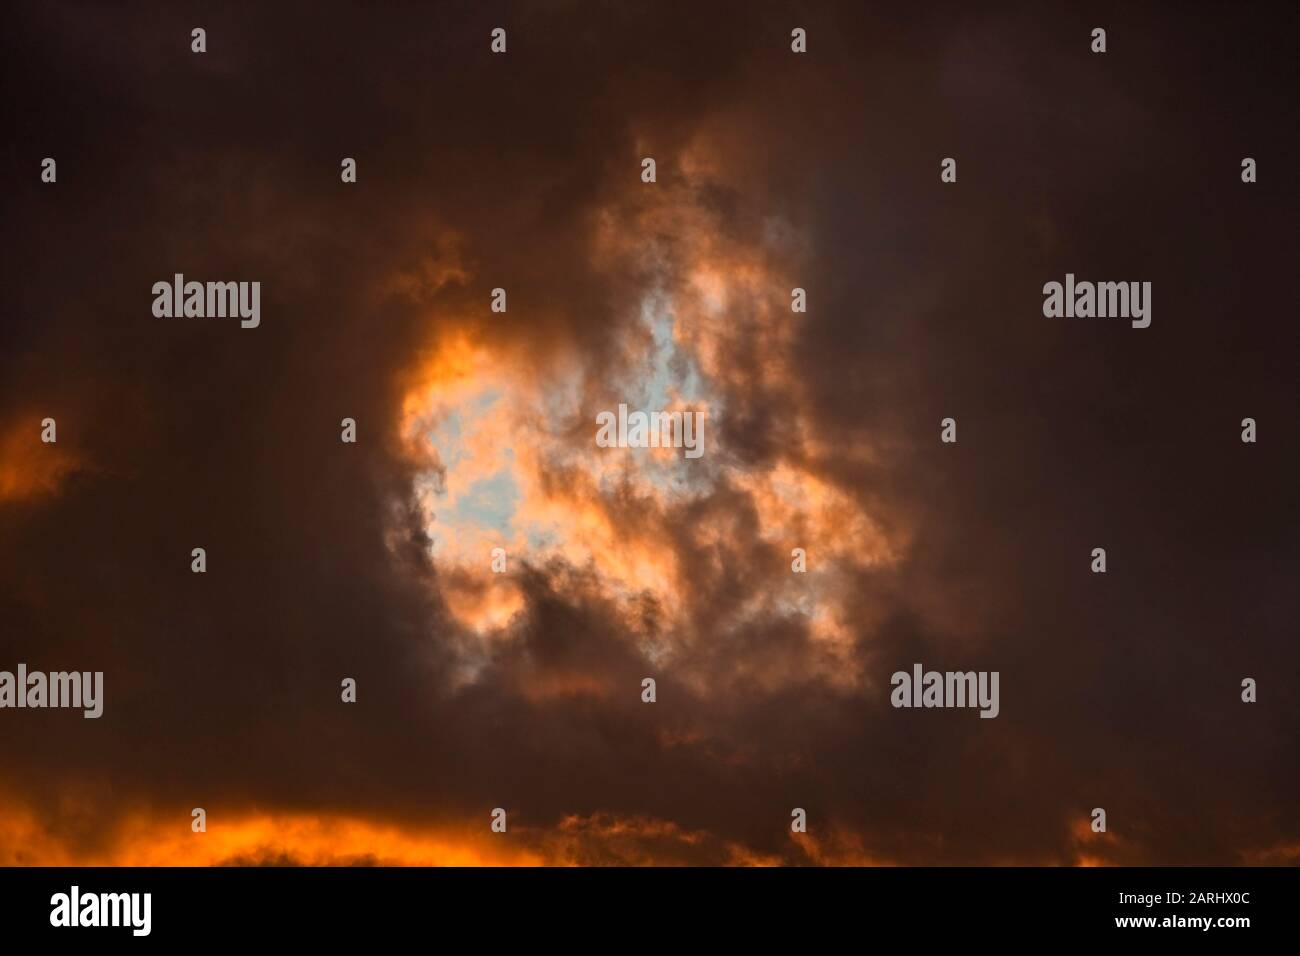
[1,793,1214,867]
[0,800,894,867]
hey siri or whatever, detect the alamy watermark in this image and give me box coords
[0,664,103,718]
[50,886,150,936]
[152,273,260,328]
[595,403,705,459]
[1042,274,1151,328]
[890,663,999,718]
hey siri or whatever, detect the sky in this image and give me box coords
[0,0,1296,866]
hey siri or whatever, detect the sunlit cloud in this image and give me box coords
[393,168,904,698]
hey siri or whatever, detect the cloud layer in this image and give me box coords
[1,1,1297,865]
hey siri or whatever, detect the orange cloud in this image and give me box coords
[0,417,80,503]
[0,800,540,867]
[0,795,887,867]
[391,161,905,698]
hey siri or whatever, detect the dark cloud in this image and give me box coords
[1,1,1296,865]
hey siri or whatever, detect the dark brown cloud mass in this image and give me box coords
[1,0,1296,865]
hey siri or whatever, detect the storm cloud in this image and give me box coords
[0,0,1296,865]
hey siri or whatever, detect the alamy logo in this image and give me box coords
[50,886,151,936]
[152,273,261,328]
[595,403,705,459]
[890,663,1000,718]
[0,664,103,718]
[1042,273,1151,328]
